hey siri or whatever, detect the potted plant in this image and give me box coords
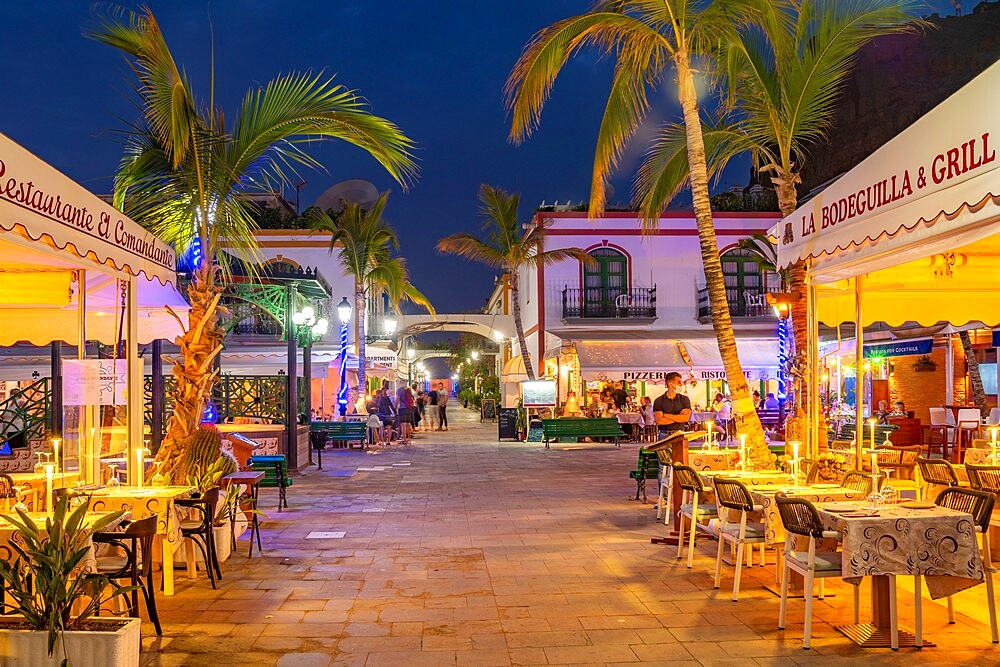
[0,494,139,666]
[913,355,937,372]
[514,399,527,441]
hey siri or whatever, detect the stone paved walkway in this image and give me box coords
[141,407,1000,665]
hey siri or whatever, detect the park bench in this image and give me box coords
[541,417,626,449]
[835,421,898,446]
[628,448,662,502]
[310,421,368,467]
[249,454,291,511]
[756,409,782,427]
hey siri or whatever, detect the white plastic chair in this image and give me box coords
[987,407,1000,427]
[957,408,983,460]
[928,407,956,459]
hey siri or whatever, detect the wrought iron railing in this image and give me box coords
[561,287,657,319]
[696,287,772,320]
[0,378,50,444]
[144,374,289,429]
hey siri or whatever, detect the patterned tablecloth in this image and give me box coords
[0,511,127,573]
[818,502,984,599]
[616,413,643,425]
[749,485,865,545]
[7,472,82,510]
[690,411,718,424]
[699,469,792,487]
[87,486,194,549]
[964,448,997,466]
[687,450,741,471]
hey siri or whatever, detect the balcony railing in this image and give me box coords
[562,287,657,320]
[696,287,772,321]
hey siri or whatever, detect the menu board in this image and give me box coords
[497,408,518,441]
[521,380,556,408]
[481,399,497,422]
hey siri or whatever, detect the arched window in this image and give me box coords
[719,248,776,316]
[583,248,627,317]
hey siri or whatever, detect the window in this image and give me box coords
[583,248,627,317]
[720,248,774,316]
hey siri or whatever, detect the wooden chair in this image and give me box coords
[175,487,223,589]
[672,464,718,567]
[887,445,923,499]
[713,478,766,601]
[89,515,162,636]
[775,494,862,650]
[913,488,997,647]
[925,407,957,460]
[0,473,20,512]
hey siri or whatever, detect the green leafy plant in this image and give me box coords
[0,494,131,662]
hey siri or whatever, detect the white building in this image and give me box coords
[494,210,785,409]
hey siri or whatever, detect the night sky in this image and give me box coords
[0,1,959,315]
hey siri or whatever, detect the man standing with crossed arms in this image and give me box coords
[653,372,692,438]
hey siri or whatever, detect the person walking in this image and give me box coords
[396,384,415,444]
[375,387,397,444]
[437,382,449,431]
[414,386,426,431]
[426,384,440,431]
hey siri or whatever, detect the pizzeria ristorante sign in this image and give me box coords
[787,132,995,244]
[0,156,175,270]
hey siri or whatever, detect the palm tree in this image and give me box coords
[633,0,923,446]
[91,7,417,482]
[312,192,434,399]
[505,0,775,467]
[437,185,594,380]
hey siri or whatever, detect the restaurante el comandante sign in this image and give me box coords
[792,132,995,241]
[0,153,175,271]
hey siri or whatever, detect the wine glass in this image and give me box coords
[880,470,898,505]
[150,461,167,487]
[866,491,882,514]
[33,452,45,474]
[107,464,121,488]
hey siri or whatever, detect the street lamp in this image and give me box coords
[336,296,352,418]
[406,347,415,385]
[471,350,479,360]
[292,304,329,427]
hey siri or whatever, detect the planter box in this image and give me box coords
[0,617,140,666]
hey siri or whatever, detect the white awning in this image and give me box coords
[0,132,177,286]
[777,58,1000,281]
[502,355,529,382]
[575,339,779,382]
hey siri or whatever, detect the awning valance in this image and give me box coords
[575,339,778,382]
[0,132,177,286]
[501,355,529,382]
[777,59,1000,280]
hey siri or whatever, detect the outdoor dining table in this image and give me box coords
[687,449,741,471]
[0,511,127,573]
[689,411,718,424]
[88,485,195,596]
[7,471,81,511]
[221,471,264,557]
[817,501,985,648]
[749,484,865,546]
[698,468,792,487]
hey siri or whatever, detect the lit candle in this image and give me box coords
[871,452,879,479]
[51,438,60,475]
[869,418,877,449]
[992,427,998,445]
[135,449,145,489]
[739,433,747,470]
[44,463,55,517]
[705,421,714,449]
[992,428,999,462]
[791,440,800,482]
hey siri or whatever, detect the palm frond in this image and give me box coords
[436,233,507,269]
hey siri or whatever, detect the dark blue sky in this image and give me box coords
[0,1,958,314]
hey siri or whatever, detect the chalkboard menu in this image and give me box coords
[497,407,518,441]
[481,398,497,422]
[526,426,544,442]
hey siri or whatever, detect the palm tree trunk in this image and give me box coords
[960,331,989,419]
[154,263,226,483]
[355,284,367,405]
[676,54,771,469]
[510,272,535,380]
[774,172,828,452]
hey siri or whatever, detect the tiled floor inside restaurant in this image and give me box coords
[141,408,1000,665]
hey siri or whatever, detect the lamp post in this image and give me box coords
[336,297,352,418]
[292,305,329,426]
[406,348,415,386]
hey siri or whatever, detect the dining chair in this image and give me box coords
[916,456,965,499]
[712,477,766,601]
[672,464,718,567]
[987,407,1000,427]
[926,407,957,460]
[840,470,876,496]
[913,487,997,647]
[888,446,923,499]
[175,486,222,589]
[966,463,1000,497]
[775,494,862,650]
[0,473,19,512]
[957,408,984,463]
[800,458,819,485]
[654,451,673,525]
[89,515,162,636]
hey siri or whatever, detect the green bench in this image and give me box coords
[541,417,626,449]
[629,448,661,502]
[311,421,369,467]
[836,422,898,445]
[249,455,291,511]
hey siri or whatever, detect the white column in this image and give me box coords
[126,276,143,486]
[854,276,864,470]
[945,335,955,406]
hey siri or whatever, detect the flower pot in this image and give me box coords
[0,616,140,666]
